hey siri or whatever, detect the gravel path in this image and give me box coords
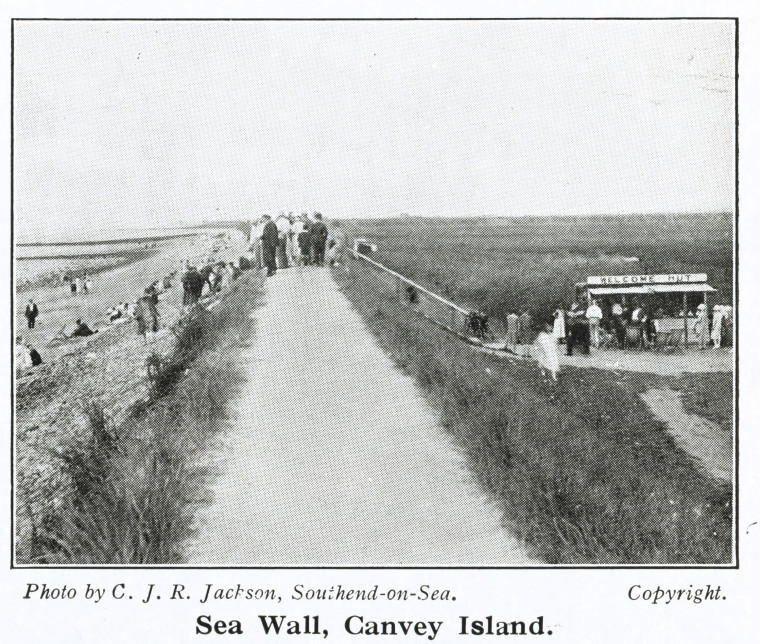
[640,388,733,483]
[186,267,533,566]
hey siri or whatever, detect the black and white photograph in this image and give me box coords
[12,17,736,569]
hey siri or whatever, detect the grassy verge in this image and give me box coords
[24,273,261,564]
[336,263,732,564]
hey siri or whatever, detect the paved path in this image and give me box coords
[481,342,732,376]
[186,267,533,566]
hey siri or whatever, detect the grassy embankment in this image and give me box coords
[335,215,733,564]
[26,272,261,564]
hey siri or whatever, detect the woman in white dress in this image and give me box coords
[534,321,560,381]
[552,307,566,343]
[711,305,725,348]
[693,303,710,349]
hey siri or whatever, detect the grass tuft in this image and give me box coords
[24,273,261,564]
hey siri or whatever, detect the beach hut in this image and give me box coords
[576,273,717,346]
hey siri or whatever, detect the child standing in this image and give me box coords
[534,319,560,382]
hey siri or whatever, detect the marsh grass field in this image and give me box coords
[336,213,734,564]
[343,213,733,320]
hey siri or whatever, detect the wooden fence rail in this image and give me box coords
[347,248,487,344]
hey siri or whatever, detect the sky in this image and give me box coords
[14,20,735,240]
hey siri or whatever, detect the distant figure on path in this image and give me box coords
[24,299,39,329]
[73,277,81,295]
[534,320,560,381]
[309,213,328,266]
[72,319,98,337]
[83,274,93,293]
[261,214,280,276]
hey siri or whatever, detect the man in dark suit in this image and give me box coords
[309,212,329,266]
[24,299,39,329]
[261,214,280,276]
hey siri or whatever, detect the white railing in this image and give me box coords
[348,248,479,340]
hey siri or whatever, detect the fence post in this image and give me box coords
[396,275,402,302]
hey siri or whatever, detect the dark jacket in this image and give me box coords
[72,322,96,337]
[183,269,206,298]
[261,220,279,248]
[25,304,39,319]
[309,220,328,244]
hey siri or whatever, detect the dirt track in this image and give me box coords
[186,267,533,565]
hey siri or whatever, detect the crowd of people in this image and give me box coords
[248,212,346,276]
[499,297,735,383]
[64,272,94,296]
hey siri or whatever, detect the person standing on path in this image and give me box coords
[298,215,312,266]
[24,299,39,329]
[566,302,589,356]
[275,213,291,269]
[288,214,303,266]
[693,303,711,349]
[73,276,81,296]
[585,299,603,349]
[309,213,328,266]
[261,214,280,276]
[534,320,560,381]
[552,306,566,344]
[711,305,725,348]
